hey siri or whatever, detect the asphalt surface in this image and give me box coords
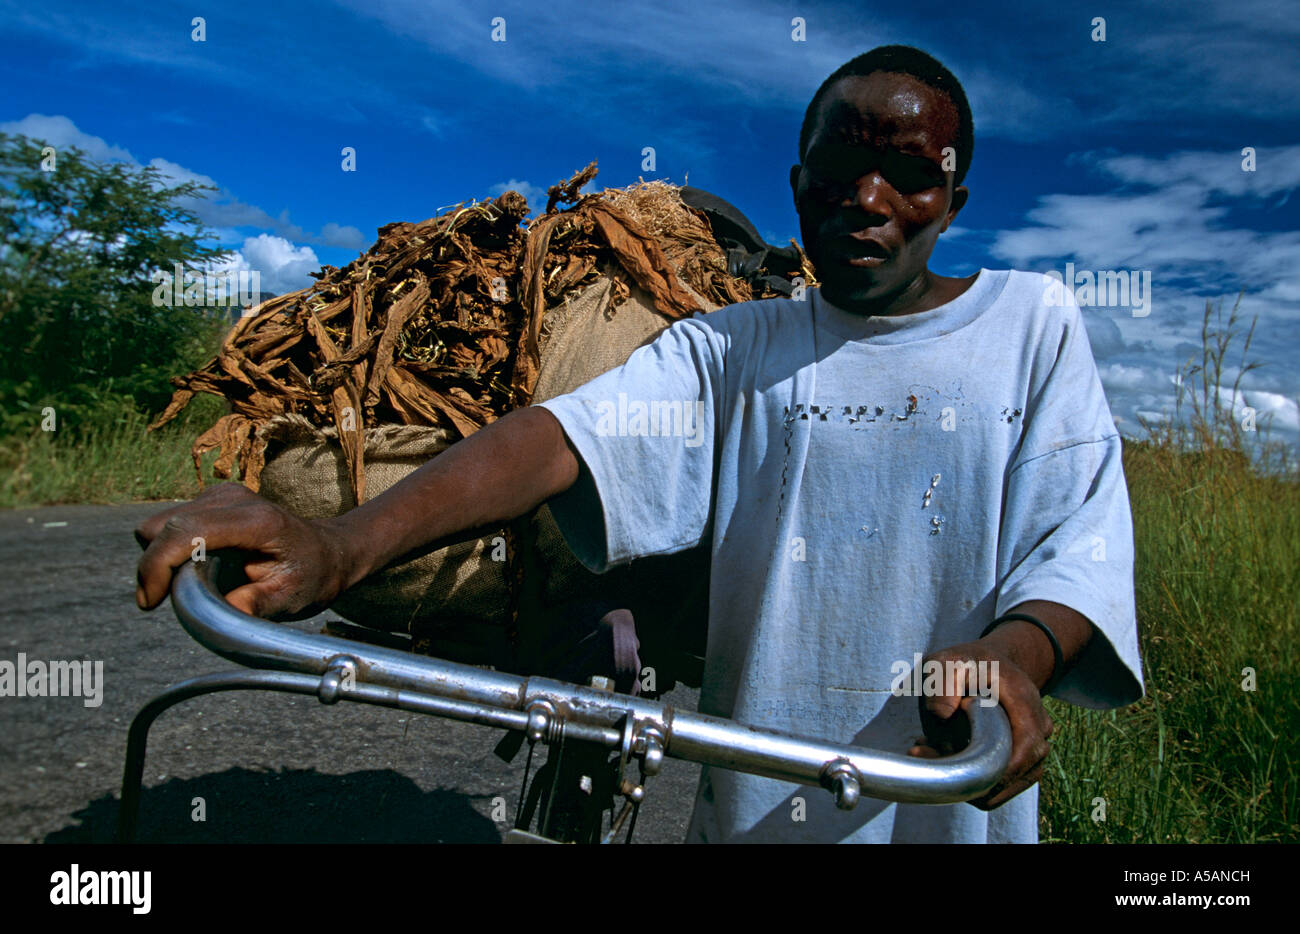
[0,502,702,844]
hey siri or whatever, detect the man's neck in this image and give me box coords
[823,269,978,318]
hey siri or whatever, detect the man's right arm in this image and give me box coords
[134,406,580,618]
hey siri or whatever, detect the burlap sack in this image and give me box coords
[532,269,707,403]
[257,269,718,671]
[257,416,499,640]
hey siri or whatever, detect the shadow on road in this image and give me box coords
[43,767,502,843]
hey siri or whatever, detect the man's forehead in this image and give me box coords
[809,72,958,155]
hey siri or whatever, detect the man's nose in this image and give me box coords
[843,171,893,220]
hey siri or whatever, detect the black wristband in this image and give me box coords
[980,612,1066,696]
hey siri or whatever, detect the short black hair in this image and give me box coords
[798,45,974,187]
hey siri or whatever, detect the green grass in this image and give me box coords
[1039,298,1300,843]
[0,392,226,508]
[1039,438,1300,843]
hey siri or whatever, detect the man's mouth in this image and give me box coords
[831,236,891,267]
[847,254,886,268]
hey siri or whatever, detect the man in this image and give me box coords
[136,45,1144,843]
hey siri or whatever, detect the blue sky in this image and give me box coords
[3,0,1298,448]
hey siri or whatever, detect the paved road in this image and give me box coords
[0,503,701,844]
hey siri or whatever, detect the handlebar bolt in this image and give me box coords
[318,657,358,705]
[822,761,862,811]
[526,710,547,744]
[525,700,557,745]
[640,728,666,777]
[832,773,860,811]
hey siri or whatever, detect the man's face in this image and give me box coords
[790,71,968,312]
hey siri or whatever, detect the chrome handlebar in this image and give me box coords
[171,554,1012,809]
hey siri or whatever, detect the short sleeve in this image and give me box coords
[995,301,1145,709]
[535,314,726,573]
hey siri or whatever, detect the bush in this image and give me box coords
[0,131,233,432]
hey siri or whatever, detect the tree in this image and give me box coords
[0,132,232,433]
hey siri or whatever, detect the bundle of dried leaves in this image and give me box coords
[150,162,812,502]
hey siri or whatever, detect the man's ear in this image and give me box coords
[941,185,969,232]
[789,164,802,205]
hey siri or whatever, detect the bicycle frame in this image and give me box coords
[118,553,1012,841]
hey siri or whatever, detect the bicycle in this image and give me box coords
[117,551,1012,843]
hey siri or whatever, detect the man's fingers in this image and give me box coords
[921,656,968,720]
[136,541,200,609]
[224,582,273,618]
[919,683,976,755]
[911,645,1055,812]
[134,504,189,552]
[976,684,1052,809]
[134,501,287,610]
[133,483,250,550]
[919,650,985,720]
[1001,683,1051,776]
[136,532,193,609]
[974,759,1046,811]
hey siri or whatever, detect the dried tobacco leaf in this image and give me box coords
[155,166,805,503]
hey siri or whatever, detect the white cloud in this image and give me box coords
[1097,0,1300,126]
[986,145,1300,452]
[1095,147,1300,199]
[145,157,218,189]
[3,113,364,253]
[1099,362,1159,392]
[211,234,321,296]
[0,113,135,163]
[336,0,1067,142]
[10,0,1300,150]
[993,146,1300,299]
[1215,385,1300,434]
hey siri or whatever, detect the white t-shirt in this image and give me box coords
[537,269,1145,843]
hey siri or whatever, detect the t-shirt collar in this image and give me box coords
[812,269,1005,345]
